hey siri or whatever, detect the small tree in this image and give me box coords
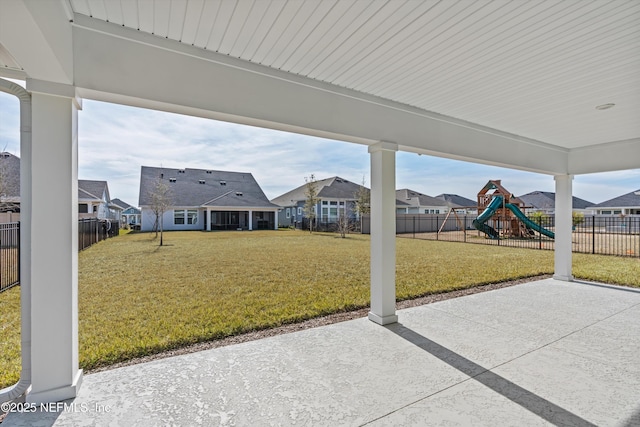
[528,210,549,224]
[148,175,173,246]
[353,176,370,231]
[303,174,319,233]
[572,211,585,228]
[336,204,350,238]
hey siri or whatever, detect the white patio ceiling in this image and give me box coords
[1,0,639,175]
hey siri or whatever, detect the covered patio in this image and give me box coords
[0,0,639,417]
[4,278,640,425]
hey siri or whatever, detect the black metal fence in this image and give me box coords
[79,218,119,251]
[363,214,640,258]
[0,218,120,294]
[0,222,19,293]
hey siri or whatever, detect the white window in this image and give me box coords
[187,210,198,225]
[286,208,291,218]
[174,209,198,225]
[174,210,185,225]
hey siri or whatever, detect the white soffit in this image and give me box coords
[67,0,640,150]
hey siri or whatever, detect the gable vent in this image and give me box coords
[169,178,176,183]
[199,180,205,184]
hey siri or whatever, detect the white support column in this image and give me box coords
[206,208,211,231]
[554,174,574,282]
[274,210,278,230]
[248,210,253,230]
[25,79,82,403]
[368,141,398,325]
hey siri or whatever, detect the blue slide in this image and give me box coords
[472,196,502,239]
[505,203,555,239]
[473,195,555,239]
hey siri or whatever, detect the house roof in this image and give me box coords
[518,191,594,210]
[0,153,21,199]
[0,154,113,206]
[435,194,476,208]
[589,190,640,209]
[111,198,141,214]
[78,180,110,202]
[111,198,132,210]
[396,189,450,208]
[139,166,278,209]
[270,176,367,206]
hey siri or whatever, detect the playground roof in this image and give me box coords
[1,0,638,176]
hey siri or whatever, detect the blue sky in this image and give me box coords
[1,88,638,207]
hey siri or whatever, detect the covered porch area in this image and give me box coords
[205,209,277,231]
[4,278,639,425]
[0,0,638,413]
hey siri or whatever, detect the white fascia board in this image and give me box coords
[0,0,73,84]
[568,138,640,175]
[72,15,568,175]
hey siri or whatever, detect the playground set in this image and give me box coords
[473,180,555,240]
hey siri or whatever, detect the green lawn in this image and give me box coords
[1,229,639,389]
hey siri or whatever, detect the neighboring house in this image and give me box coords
[435,193,477,214]
[396,189,452,214]
[0,152,21,212]
[518,191,594,215]
[271,176,367,227]
[78,180,116,220]
[111,198,141,228]
[588,190,640,215]
[0,153,117,220]
[138,166,279,231]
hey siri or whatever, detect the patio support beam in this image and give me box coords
[248,210,253,231]
[368,142,398,325]
[206,208,211,231]
[553,174,574,282]
[25,79,82,403]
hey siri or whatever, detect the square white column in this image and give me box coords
[206,207,211,231]
[368,142,398,325]
[25,80,82,403]
[248,210,253,230]
[554,174,574,281]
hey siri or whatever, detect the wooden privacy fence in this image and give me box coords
[362,214,640,258]
[0,218,119,293]
[79,218,119,251]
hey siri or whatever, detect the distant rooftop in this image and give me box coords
[518,191,594,210]
[589,189,640,208]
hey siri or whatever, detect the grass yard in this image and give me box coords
[1,229,639,389]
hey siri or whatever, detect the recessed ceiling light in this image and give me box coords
[595,103,615,110]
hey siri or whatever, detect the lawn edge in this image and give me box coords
[87,274,551,375]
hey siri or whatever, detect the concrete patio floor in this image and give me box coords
[4,278,640,426]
